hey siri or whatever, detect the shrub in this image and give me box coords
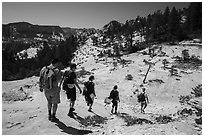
[162,59,169,69]
[148,79,165,84]
[79,115,107,127]
[125,74,133,80]
[179,95,192,105]
[118,113,153,126]
[190,55,202,65]
[181,49,190,61]
[191,84,202,97]
[2,87,31,102]
[195,117,202,125]
[155,115,173,124]
[179,108,193,116]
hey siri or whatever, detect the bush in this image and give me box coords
[118,113,153,126]
[129,43,149,54]
[2,87,31,102]
[179,108,193,116]
[190,55,202,65]
[195,117,202,125]
[79,115,107,127]
[179,95,192,105]
[125,74,133,80]
[148,79,165,84]
[155,115,173,124]
[181,49,190,61]
[191,84,202,97]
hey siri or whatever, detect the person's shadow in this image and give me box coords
[54,120,92,135]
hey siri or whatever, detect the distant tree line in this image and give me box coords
[104,2,202,46]
[2,35,78,81]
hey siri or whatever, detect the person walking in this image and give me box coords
[62,63,82,117]
[109,85,120,114]
[83,75,96,112]
[39,58,62,122]
[138,88,149,113]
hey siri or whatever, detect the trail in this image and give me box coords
[2,42,202,135]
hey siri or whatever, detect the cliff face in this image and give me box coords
[2,22,65,38]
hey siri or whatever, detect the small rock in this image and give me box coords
[29,115,37,119]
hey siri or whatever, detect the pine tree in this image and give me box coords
[168,7,181,42]
[187,2,202,32]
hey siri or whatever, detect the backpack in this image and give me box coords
[40,66,56,90]
[137,92,145,103]
[62,71,72,90]
[82,81,90,95]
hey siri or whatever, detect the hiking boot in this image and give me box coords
[68,112,75,118]
[51,115,59,122]
[88,108,92,112]
[70,108,75,112]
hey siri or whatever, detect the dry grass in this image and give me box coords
[2,87,32,102]
[79,115,107,127]
[117,113,153,126]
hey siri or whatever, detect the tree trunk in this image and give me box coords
[143,64,151,84]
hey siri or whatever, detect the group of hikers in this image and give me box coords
[39,58,149,122]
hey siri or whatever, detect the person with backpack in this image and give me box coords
[39,58,62,122]
[62,63,82,117]
[137,88,149,113]
[109,85,120,114]
[83,75,96,112]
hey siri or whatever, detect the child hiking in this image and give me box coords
[109,85,120,114]
[83,75,96,112]
[62,63,82,118]
[138,87,149,113]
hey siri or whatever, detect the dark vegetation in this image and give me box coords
[173,49,202,70]
[117,113,154,126]
[2,3,201,81]
[155,115,173,124]
[102,3,201,55]
[2,36,78,81]
[179,84,202,105]
[178,84,202,125]
[79,115,108,127]
[191,84,202,97]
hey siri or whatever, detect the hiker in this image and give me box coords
[83,75,96,112]
[138,88,149,113]
[62,63,82,117]
[109,85,120,114]
[39,58,62,122]
[113,58,117,70]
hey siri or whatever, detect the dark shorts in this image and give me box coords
[112,100,118,107]
[66,87,76,101]
[85,95,93,104]
[141,101,147,106]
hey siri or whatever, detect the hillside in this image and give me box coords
[2,41,202,135]
[2,22,65,38]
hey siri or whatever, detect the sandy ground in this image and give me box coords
[2,42,202,135]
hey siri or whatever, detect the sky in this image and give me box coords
[2,1,191,29]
